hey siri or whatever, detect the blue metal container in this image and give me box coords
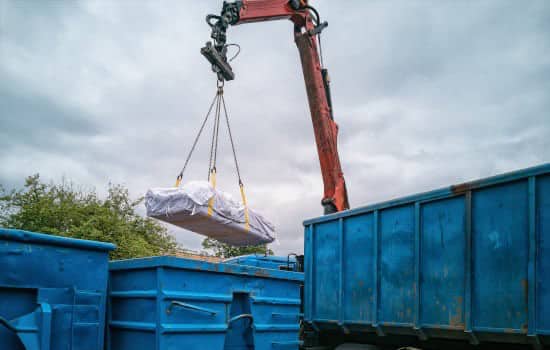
[303,163,550,348]
[108,256,303,350]
[0,228,115,350]
[225,255,299,271]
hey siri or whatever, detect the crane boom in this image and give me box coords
[202,0,349,214]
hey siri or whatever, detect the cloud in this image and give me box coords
[0,75,101,151]
[1,0,549,254]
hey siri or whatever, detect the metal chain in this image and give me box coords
[177,79,243,188]
[208,87,223,179]
[221,93,243,185]
[177,91,219,181]
[212,91,222,171]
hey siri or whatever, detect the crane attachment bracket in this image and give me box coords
[201,42,235,81]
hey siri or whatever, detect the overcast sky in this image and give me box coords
[1,1,549,254]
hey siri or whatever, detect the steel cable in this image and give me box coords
[221,93,243,185]
[176,91,219,182]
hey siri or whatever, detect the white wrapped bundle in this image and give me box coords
[145,181,275,246]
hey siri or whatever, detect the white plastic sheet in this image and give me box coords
[145,181,275,246]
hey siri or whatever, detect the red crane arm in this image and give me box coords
[203,0,349,214]
[232,0,296,24]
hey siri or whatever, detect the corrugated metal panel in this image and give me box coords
[304,163,550,347]
[108,256,303,350]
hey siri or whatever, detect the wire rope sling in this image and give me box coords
[144,81,275,247]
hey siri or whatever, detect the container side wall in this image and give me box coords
[0,241,109,291]
[111,298,157,324]
[343,214,375,323]
[163,267,233,295]
[109,330,155,350]
[537,174,550,332]
[160,267,230,349]
[420,196,465,328]
[378,205,415,325]
[110,269,157,293]
[108,268,158,350]
[251,279,302,350]
[472,180,529,332]
[313,220,340,321]
[108,258,302,350]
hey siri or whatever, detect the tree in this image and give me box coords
[202,238,273,258]
[0,174,177,259]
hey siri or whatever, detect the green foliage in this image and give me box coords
[201,237,273,258]
[0,174,177,259]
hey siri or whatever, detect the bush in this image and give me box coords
[0,174,177,259]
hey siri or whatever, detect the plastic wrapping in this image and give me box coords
[145,181,275,246]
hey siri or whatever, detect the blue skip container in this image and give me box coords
[303,163,550,348]
[0,228,115,350]
[108,256,304,350]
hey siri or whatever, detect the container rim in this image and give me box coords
[109,256,304,281]
[0,228,116,252]
[304,162,550,225]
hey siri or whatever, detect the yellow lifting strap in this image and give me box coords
[207,168,217,217]
[239,182,250,232]
[174,174,182,188]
